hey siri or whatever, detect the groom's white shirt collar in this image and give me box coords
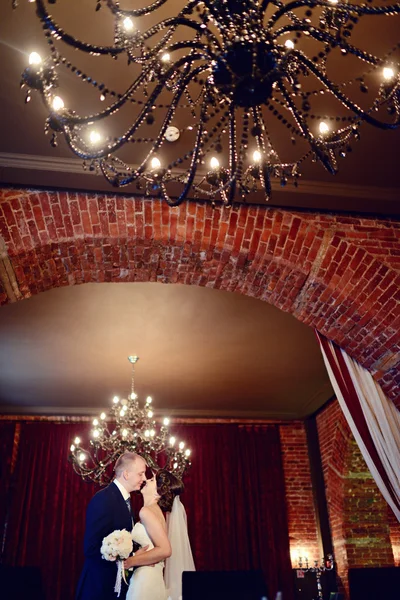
[113,478,131,501]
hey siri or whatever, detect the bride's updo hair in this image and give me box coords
[156,469,184,512]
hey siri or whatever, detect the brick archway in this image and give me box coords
[0,189,399,404]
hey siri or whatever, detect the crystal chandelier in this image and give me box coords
[16,0,400,206]
[69,356,191,486]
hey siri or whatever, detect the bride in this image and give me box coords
[124,469,195,600]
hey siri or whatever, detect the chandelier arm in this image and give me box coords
[99,64,209,189]
[105,0,172,18]
[252,107,272,199]
[42,64,155,127]
[273,24,380,67]
[267,0,400,29]
[140,17,222,51]
[159,90,209,206]
[61,54,210,160]
[226,106,237,206]
[296,52,400,130]
[34,0,125,56]
[277,80,337,174]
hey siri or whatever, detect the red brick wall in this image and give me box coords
[317,400,400,596]
[280,423,320,566]
[0,189,399,405]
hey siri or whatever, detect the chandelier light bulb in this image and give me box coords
[161,53,171,62]
[146,396,152,404]
[123,17,134,32]
[179,441,185,449]
[170,436,176,446]
[113,396,119,404]
[28,51,42,65]
[252,150,262,163]
[328,0,339,4]
[89,130,101,145]
[92,429,100,438]
[119,409,125,417]
[319,121,330,135]
[130,392,137,400]
[93,418,99,426]
[100,412,106,420]
[210,156,220,170]
[284,40,295,50]
[74,437,81,445]
[144,430,150,437]
[52,96,64,111]
[173,462,178,469]
[70,444,75,452]
[79,453,86,462]
[163,418,170,426]
[383,67,395,81]
[185,449,191,457]
[122,429,128,437]
[150,430,155,437]
[147,410,153,418]
[151,157,161,170]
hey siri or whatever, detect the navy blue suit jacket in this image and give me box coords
[76,483,133,600]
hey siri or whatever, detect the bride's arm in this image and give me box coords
[124,507,172,568]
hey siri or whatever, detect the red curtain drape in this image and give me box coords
[2,420,294,600]
[0,421,16,558]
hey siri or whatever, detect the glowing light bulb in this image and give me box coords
[185,449,191,457]
[29,52,42,65]
[319,121,330,135]
[328,0,338,4]
[151,157,161,170]
[113,396,119,404]
[161,53,171,62]
[150,430,155,437]
[74,437,81,445]
[130,392,137,400]
[144,430,150,437]
[52,96,64,111]
[146,396,152,404]
[285,40,295,50]
[79,453,86,462]
[170,436,176,446]
[383,67,395,81]
[163,418,170,426]
[147,410,153,418]
[70,444,75,452]
[120,409,125,417]
[89,130,101,145]
[252,150,262,163]
[93,419,99,426]
[123,17,134,32]
[100,412,106,420]
[179,441,185,450]
[173,462,178,469]
[93,429,100,438]
[210,157,220,170]
[122,429,128,437]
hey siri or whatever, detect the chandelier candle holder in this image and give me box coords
[69,356,191,485]
[15,0,400,206]
[297,554,335,600]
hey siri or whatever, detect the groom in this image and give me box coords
[76,452,148,600]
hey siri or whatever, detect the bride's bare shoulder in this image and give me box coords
[140,505,165,526]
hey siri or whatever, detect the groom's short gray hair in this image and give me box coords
[114,451,144,476]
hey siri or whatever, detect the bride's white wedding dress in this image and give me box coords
[126,521,167,600]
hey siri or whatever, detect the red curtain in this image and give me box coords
[2,420,294,600]
[0,421,16,558]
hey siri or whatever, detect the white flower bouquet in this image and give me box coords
[101,529,133,597]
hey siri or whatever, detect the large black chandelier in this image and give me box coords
[69,356,191,486]
[17,0,400,206]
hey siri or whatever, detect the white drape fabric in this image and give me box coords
[317,333,400,522]
[165,497,195,600]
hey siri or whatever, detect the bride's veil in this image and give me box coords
[165,496,195,600]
